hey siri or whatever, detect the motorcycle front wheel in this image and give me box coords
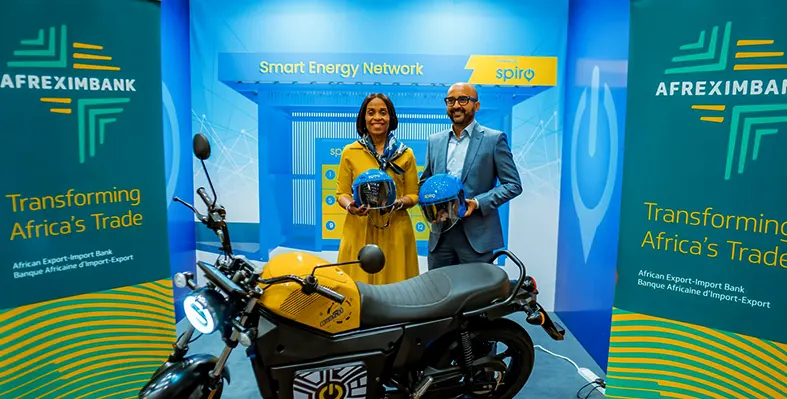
[423,318,535,399]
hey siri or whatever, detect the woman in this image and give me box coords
[335,93,420,285]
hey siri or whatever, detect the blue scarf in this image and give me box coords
[359,133,408,175]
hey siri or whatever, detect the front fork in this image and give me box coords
[202,292,260,396]
[168,324,196,362]
[168,273,200,363]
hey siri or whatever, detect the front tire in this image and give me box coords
[137,354,228,399]
[424,318,535,399]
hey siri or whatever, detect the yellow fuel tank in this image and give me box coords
[257,252,361,334]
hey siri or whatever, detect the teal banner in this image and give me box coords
[0,0,170,309]
[607,0,787,397]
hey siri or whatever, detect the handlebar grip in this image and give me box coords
[315,285,345,304]
[197,187,212,208]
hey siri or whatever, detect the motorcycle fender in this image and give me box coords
[138,354,231,399]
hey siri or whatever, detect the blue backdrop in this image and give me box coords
[162,0,195,322]
[189,0,570,306]
[554,0,630,371]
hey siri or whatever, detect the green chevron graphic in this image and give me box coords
[77,98,130,164]
[7,25,68,68]
[21,29,45,46]
[725,103,787,180]
[99,118,117,144]
[664,21,731,74]
[680,30,706,50]
[753,129,778,160]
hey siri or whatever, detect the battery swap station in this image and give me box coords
[204,53,552,262]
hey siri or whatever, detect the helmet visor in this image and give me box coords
[419,198,462,234]
[356,180,396,210]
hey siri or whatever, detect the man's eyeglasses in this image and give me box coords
[444,96,477,106]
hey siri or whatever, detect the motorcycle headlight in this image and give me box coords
[183,288,226,334]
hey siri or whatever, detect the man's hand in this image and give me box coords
[464,198,478,217]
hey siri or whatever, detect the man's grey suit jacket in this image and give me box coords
[420,122,522,254]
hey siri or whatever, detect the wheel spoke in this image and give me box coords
[493,348,515,361]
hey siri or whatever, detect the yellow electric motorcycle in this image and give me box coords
[138,133,565,399]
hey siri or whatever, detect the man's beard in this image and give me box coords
[451,109,470,123]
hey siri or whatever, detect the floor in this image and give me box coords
[176,312,606,398]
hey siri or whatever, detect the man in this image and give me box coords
[420,82,522,269]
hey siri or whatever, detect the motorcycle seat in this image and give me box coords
[355,262,510,326]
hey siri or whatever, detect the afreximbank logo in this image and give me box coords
[0,24,136,164]
[655,21,787,181]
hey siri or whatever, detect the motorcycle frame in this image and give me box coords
[165,249,561,399]
[247,308,461,398]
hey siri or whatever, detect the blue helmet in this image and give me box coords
[352,169,396,209]
[418,173,466,233]
[352,169,397,229]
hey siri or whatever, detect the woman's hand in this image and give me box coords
[347,202,369,216]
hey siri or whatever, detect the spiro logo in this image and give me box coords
[496,65,536,83]
[654,21,787,181]
[0,25,137,164]
[464,55,557,87]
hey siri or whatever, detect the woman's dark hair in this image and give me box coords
[355,93,398,136]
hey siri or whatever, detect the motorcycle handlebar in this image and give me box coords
[179,188,229,254]
[187,185,340,305]
[197,187,213,209]
[314,285,345,304]
[257,274,345,304]
[196,261,247,297]
[174,196,207,222]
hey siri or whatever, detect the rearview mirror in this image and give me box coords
[358,245,385,274]
[193,133,211,160]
